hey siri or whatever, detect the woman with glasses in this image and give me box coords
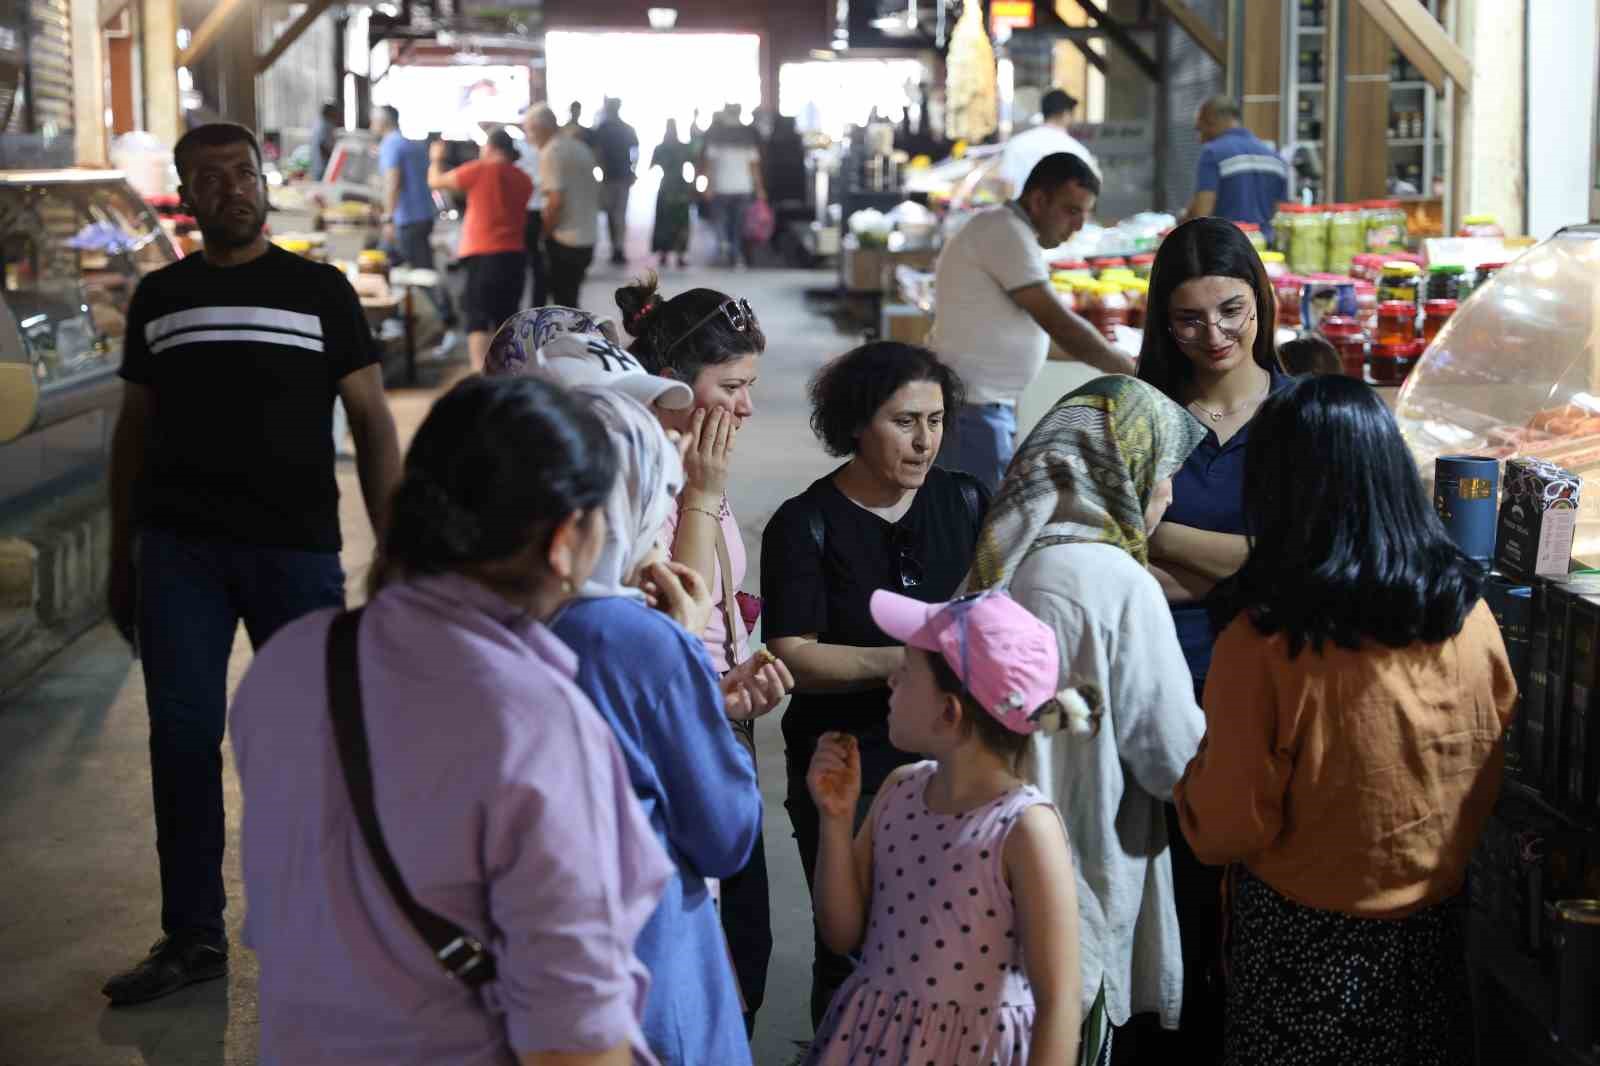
[1131,217,1288,1063]
[761,342,989,1029]
[964,375,1207,1066]
[1176,375,1514,1066]
[615,275,773,1035]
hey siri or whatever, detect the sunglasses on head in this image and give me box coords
[662,297,759,360]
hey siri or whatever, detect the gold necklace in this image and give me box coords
[1188,380,1269,423]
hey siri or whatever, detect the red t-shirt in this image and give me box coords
[453,159,534,258]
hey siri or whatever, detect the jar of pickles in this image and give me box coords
[1327,204,1364,274]
[1289,205,1330,275]
[1237,222,1266,251]
[1361,199,1407,252]
[1458,213,1504,238]
[1369,339,1423,385]
[1259,251,1288,281]
[1130,253,1155,279]
[1425,263,1463,302]
[1422,299,1457,343]
[1318,315,1369,380]
[1376,300,1416,345]
[1271,203,1294,253]
[1377,261,1422,306]
[1275,275,1305,327]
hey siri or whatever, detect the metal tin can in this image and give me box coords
[1434,455,1501,563]
[1553,900,1600,1054]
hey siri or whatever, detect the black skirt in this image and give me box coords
[1225,867,1472,1066]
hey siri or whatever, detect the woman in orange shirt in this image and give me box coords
[1174,374,1516,1066]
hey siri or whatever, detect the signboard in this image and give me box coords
[990,0,1035,34]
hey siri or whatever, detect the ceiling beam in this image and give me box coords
[1074,0,1161,82]
[176,0,252,70]
[1154,0,1224,65]
[255,0,338,73]
[1352,0,1471,93]
[99,0,130,27]
[1068,35,1108,74]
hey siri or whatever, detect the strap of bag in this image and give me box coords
[955,471,984,528]
[325,607,497,989]
[712,520,742,671]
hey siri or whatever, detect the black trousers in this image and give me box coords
[720,718,772,1026]
[524,211,549,308]
[545,240,594,309]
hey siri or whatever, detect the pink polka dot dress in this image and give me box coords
[805,761,1052,1066]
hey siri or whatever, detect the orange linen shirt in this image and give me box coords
[1174,599,1517,918]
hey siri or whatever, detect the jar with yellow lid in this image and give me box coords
[1123,278,1149,329]
[358,249,390,277]
[1377,261,1422,306]
[1259,250,1288,281]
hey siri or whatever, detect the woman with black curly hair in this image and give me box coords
[761,340,989,1029]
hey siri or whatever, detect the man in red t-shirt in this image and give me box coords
[428,127,534,369]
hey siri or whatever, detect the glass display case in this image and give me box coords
[1396,225,1600,561]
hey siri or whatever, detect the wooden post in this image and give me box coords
[70,0,108,165]
[218,0,258,130]
[143,0,182,150]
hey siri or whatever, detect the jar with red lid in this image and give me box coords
[1350,253,1387,282]
[1422,299,1458,343]
[1275,275,1305,327]
[1236,221,1266,251]
[1354,281,1377,332]
[1370,340,1423,385]
[1089,257,1127,274]
[1050,258,1091,272]
[1376,301,1417,345]
[1092,283,1129,341]
[1318,315,1369,380]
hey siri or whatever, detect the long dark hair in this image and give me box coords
[373,376,617,595]
[616,274,766,382]
[1136,217,1283,401]
[1210,375,1483,656]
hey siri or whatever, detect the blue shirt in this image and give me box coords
[1165,370,1293,689]
[378,131,435,227]
[1195,127,1289,238]
[550,596,759,1066]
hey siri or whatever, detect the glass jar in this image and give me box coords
[1458,213,1505,238]
[1425,263,1464,302]
[1349,253,1386,283]
[1377,261,1422,306]
[1370,339,1423,385]
[1422,298,1458,343]
[1089,283,1128,341]
[1464,260,1505,304]
[1318,315,1369,380]
[1124,279,1149,329]
[1354,280,1378,333]
[1090,257,1127,275]
[1327,204,1364,274]
[1259,250,1288,281]
[1099,267,1137,285]
[1275,275,1305,327]
[1271,204,1295,254]
[1130,253,1156,279]
[1289,205,1330,275]
[1050,258,1092,273]
[1361,199,1407,253]
[1237,222,1266,251]
[1376,300,1417,345]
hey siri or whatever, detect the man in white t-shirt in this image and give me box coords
[516,109,547,306]
[999,89,1101,197]
[528,106,600,308]
[931,151,1133,490]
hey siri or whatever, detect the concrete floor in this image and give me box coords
[0,256,861,1065]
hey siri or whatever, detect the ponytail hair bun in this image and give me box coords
[1031,682,1104,737]
[616,273,665,341]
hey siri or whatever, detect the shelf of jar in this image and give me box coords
[1391,81,1431,90]
[1388,138,1430,147]
[1297,25,1326,34]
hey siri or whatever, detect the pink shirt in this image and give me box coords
[230,573,672,1065]
[664,499,750,673]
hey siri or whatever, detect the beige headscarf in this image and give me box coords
[967,375,1207,591]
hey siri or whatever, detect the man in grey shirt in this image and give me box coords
[529,107,600,308]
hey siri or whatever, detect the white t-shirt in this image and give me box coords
[1000,123,1101,195]
[705,142,759,196]
[930,204,1052,407]
[540,135,600,248]
[515,142,543,211]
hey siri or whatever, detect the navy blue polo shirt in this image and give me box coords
[1195,127,1289,238]
[1167,370,1293,689]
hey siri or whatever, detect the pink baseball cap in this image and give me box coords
[870,588,1063,735]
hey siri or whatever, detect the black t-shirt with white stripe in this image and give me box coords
[120,245,379,551]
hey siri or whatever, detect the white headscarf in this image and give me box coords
[570,387,686,599]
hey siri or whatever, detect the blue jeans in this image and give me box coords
[137,528,345,937]
[936,402,1017,493]
[712,194,752,265]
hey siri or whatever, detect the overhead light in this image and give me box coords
[647,7,677,29]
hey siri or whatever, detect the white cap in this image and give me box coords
[538,332,695,410]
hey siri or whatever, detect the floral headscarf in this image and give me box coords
[967,375,1207,590]
[485,306,620,378]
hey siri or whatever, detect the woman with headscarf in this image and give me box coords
[964,375,1209,1065]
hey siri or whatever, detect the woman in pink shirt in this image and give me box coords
[230,375,673,1066]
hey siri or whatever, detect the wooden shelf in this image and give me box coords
[1298,25,1326,35]
[1388,138,1430,147]
[1391,80,1430,90]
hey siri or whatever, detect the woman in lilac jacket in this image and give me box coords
[230,376,672,1066]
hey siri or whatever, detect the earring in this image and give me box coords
[561,578,574,594]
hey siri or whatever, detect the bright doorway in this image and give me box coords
[543,31,763,248]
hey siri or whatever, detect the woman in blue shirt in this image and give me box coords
[1131,216,1287,1065]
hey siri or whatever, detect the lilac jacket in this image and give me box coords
[230,573,673,1065]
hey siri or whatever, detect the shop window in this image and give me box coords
[0,179,174,391]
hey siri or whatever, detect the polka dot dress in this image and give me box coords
[804,762,1050,1066]
[1225,867,1474,1066]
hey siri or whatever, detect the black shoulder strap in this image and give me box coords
[325,608,497,989]
[954,472,984,528]
[807,491,826,557]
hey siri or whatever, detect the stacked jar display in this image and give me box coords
[1318,315,1369,380]
[1289,204,1330,275]
[1327,204,1364,274]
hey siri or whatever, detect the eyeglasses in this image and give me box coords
[661,297,759,359]
[1169,307,1257,344]
[890,525,924,590]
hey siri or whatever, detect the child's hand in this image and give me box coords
[807,732,861,821]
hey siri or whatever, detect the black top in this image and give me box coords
[762,465,990,749]
[592,118,640,182]
[120,245,379,552]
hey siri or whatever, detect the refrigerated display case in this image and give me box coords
[1396,224,1600,563]
[0,170,179,509]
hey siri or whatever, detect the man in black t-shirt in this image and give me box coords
[102,123,401,1006]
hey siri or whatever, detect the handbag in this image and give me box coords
[742,198,775,243]
[325,608,497,988]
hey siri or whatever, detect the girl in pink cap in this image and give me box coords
[803,588,1096,1066]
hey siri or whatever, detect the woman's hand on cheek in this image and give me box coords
[682,406,734,500]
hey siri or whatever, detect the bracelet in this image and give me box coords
[682,506,721,521]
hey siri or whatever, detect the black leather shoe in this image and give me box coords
[102,934,228,1006]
